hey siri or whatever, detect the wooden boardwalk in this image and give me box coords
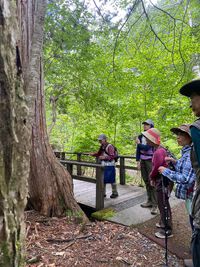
[73,180,146,211]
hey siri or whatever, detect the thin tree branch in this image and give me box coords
[141,0,171,53]
[149,0,189,26]
[112,0,140,74]
[92,0,106,22]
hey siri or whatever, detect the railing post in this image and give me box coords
[77,153,82,176]
[61,152,65,160]
[96,166,104,210]
[119,156,125,185]
[67,163,73,176]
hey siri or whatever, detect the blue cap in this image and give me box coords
[142,119,154,127]
[98,134,107,140]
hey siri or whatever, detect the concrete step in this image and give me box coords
[107,192,183,226]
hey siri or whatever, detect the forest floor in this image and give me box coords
[25,203,189,267]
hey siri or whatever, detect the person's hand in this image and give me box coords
[150,179,156,187]
[158,166,166,174]
[165,157,176,164]
[99,155,105,160]
[89,152,94,156]
[136,138,140,144]
[137,161,141,170]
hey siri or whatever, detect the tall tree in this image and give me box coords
[0,0,32,265]
[0,0,87,265]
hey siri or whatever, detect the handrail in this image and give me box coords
[54,151,136,159]
[57,151,137,185]
[60,160,104,168]
[58,152,138,210]
[60,159,104,210]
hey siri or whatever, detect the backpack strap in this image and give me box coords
[104,143,112,155]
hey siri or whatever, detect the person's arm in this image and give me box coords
[136,135,141,161]
[191,126,200,167]
[137,143,153,151]
[150,149,166,180]
[161,156,196,185]
[136,145,141,161]
[90,147,102,157]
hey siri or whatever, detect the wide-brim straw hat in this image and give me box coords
[170,124,191,137]
[179,79,200,97]
[142,128,161,145]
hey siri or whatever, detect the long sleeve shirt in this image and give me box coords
[93,143,115,162]
[150,147,168,180]
[162,145,196,200]
[136,135,154,161]
[190,126,200,167]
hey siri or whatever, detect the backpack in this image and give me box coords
[104,143,119,162]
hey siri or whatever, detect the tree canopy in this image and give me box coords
[44,0,200,155]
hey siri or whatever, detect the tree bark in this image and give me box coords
[19,1,86,218]
[0,1,30,266]
[0,0,87,265]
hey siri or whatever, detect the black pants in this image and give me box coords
[155,177,173,231]
[192,228,200,267]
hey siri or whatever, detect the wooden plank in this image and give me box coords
[60,160,104,168]
[119,157,125,185]
[96,167,104,210]
[77,153,82,176]
[73,180,145,209]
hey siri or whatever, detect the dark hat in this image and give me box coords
[98,134,107,140]
[142,119,154,127]
[179,79,200,97]
[170,124,191,137]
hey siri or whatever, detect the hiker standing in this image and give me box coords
[179,80,200,267]
[136,119,158,215]
[90,134,119,198]
[142,128,173,239]
[158,124,196,233]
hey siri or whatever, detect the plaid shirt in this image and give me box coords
[162,145,196,200]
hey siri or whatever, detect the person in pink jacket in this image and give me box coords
[142,128,173,239]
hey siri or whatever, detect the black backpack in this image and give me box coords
[104,144,119,162]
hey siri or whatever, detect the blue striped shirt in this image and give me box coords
[162,145,196,200]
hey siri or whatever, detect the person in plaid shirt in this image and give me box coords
[158,124,196,232]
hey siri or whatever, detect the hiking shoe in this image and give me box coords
[155,222,165,228]
[151,207,158,215]
[184,259,193,267]
[140,202,152,208]
[110,192,119,198]
[155,231,173,239]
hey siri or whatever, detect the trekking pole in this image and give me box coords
[161,174,170,267]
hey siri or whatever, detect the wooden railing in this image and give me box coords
[56,152,137,210]
[60,160,105,210]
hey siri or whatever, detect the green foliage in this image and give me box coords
[44,0,200,155]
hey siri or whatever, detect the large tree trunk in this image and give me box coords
[28,67,82,216]
[0,1,30,266]
[19,1,86,218]
[0,0,86,265]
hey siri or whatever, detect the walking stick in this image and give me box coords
[161,174,170,267]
